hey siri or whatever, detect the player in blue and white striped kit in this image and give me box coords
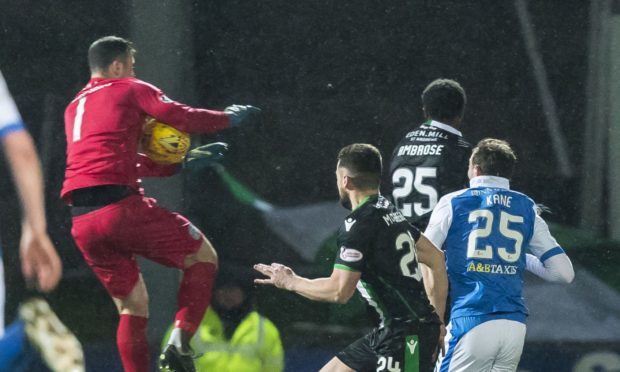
[0,70,68,369]
[425,138,574,372]
[0,70,62,307]
[0,73,62,302]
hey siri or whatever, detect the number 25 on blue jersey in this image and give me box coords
[466,209,524,263]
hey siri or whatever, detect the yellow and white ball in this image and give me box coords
[142,118,190,164]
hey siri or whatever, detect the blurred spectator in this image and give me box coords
[163,266,284,372]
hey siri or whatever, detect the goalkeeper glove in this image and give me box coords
[184,142,229,169]
[225,104,261,127]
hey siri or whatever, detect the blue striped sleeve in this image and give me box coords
[0,121,25,139]
[540,246,565,263]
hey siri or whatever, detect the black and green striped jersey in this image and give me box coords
[389,120,471,230]
[334,194,438,328]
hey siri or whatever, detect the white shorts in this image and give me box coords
[437,319,526,372]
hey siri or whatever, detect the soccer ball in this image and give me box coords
[142,117,190,164]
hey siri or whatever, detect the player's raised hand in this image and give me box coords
[20,225,62,292]
[254,263,296,290]
[225,104,261,127]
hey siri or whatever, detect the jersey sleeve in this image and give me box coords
[424,194,453,250]
[528,212,566,262]
[525,253,574,283]
[131,80,230,134]
[334,218,376,272]
[0,71,26,139]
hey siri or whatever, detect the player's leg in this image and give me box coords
[71,201,149,372]
[177,235,218,336]
[490,320,526,372]
[329,331,377,372]
[440,320,499,372]
[126,197,217,343]
[417,321,441,372]
[374,322,439,372]
[121,196,217,371]
[320,357,355,372]
[111,274,150,372]
[160,236,217,372]
[112,274,149,316]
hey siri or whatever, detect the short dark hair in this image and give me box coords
[471,138,517,179]
[337,144,383,190]
[422,78,466,122]
[88,36,134,72]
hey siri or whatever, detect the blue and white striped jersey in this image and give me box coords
[0,70,25,139]
[425,176,565,321]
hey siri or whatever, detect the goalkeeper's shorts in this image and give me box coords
[71,195,204,298]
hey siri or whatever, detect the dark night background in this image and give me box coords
[0,0,604,371]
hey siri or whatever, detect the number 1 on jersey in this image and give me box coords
[73,97,87,142]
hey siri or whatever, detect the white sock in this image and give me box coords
[167,328,190,354]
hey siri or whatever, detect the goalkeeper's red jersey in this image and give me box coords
[61,77,230,203]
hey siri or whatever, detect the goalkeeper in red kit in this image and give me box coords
[61,36,259,372]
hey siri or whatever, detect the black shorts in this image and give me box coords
[337,320,440,372]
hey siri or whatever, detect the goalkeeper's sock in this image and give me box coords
[174,262,217,336]
[117,314,149,372]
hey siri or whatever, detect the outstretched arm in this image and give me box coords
[526,253,574,283]
[527,213,575,283]
[133,83,259,134]
[3,130,62,292]
[254,263,361,304]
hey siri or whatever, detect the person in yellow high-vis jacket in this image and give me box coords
[162,266,284,372]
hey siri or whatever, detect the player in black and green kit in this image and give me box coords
[255,144,448,372]
[390,78,471,230]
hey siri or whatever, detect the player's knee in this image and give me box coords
[121,293,149,317]
[114,278,149,317]
[184,237,218,268]
[320,357,355,372]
